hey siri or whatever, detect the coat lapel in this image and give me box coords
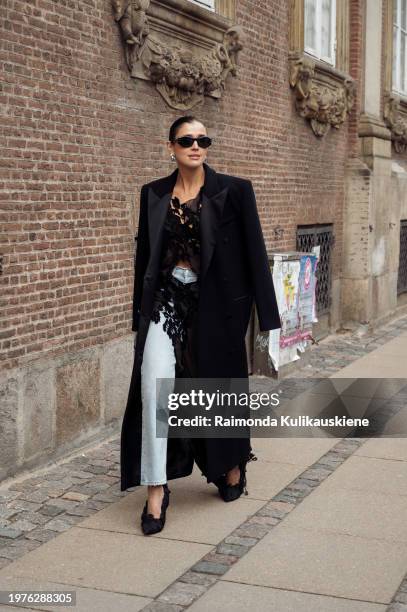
[199,185,229,280]
[146,162,229,282]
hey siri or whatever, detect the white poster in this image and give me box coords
[268,253,318,371]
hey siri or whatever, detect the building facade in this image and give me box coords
[1,0,406,480]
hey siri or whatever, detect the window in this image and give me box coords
[393,0,407,95]
[304,0,336,65]
[188,0,215,10]
[289,0,351,136]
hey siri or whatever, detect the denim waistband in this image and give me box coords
[171,265,198,284]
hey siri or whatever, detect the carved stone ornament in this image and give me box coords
[384,94,407,154]
[111,0,243,110]
[289,55,356,137]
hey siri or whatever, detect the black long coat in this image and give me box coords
[120,162,281,491]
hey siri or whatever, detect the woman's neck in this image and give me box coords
[174,165,205,194]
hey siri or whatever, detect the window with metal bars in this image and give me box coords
[296,224,335,315]
[398,220,407,294]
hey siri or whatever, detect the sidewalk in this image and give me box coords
[0,315,407,611]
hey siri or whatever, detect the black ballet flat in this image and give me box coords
[214,452,258,502]
[141,483,171,535]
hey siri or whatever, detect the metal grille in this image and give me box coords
[296,224,335,315]
[398,220,407,294]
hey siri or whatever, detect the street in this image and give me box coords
[0,315,407,611]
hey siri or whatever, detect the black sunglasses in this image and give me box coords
[172,136,212,149]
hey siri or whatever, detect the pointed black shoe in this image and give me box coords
[141,484,171,535]
[214,452,258,502]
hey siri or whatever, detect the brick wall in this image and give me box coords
[0,0,360,373]
[0,0,364,479]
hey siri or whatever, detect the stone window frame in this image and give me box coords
[155,0,235,24]
[214,0,234,19]
[383,0,407,153]
[288,0,355,138]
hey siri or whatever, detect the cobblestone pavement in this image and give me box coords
[0,313,407,610]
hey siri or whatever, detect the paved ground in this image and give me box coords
[0,315,407,611]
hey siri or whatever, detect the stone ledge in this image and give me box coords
[152,0,234,31]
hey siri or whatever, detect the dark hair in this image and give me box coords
[168,115,204,142]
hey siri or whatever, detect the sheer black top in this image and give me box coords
[158,185,203,285]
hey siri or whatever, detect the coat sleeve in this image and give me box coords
[132,184,150,332]
[240,180,282,332]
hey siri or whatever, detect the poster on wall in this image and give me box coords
[297,252,318,341]
[269,252,318,371]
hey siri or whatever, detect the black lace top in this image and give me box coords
[158,186,203,283]
[149,186,204,377]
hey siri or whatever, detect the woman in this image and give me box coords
[121,115,281,535]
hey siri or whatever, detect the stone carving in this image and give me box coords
[112,0,151,69]
[289,56,356,137]
[384,94,407,154]
[111,0,243,109]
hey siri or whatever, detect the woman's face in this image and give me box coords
[168,121,208,169]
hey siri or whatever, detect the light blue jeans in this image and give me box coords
[140,265,198,485]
